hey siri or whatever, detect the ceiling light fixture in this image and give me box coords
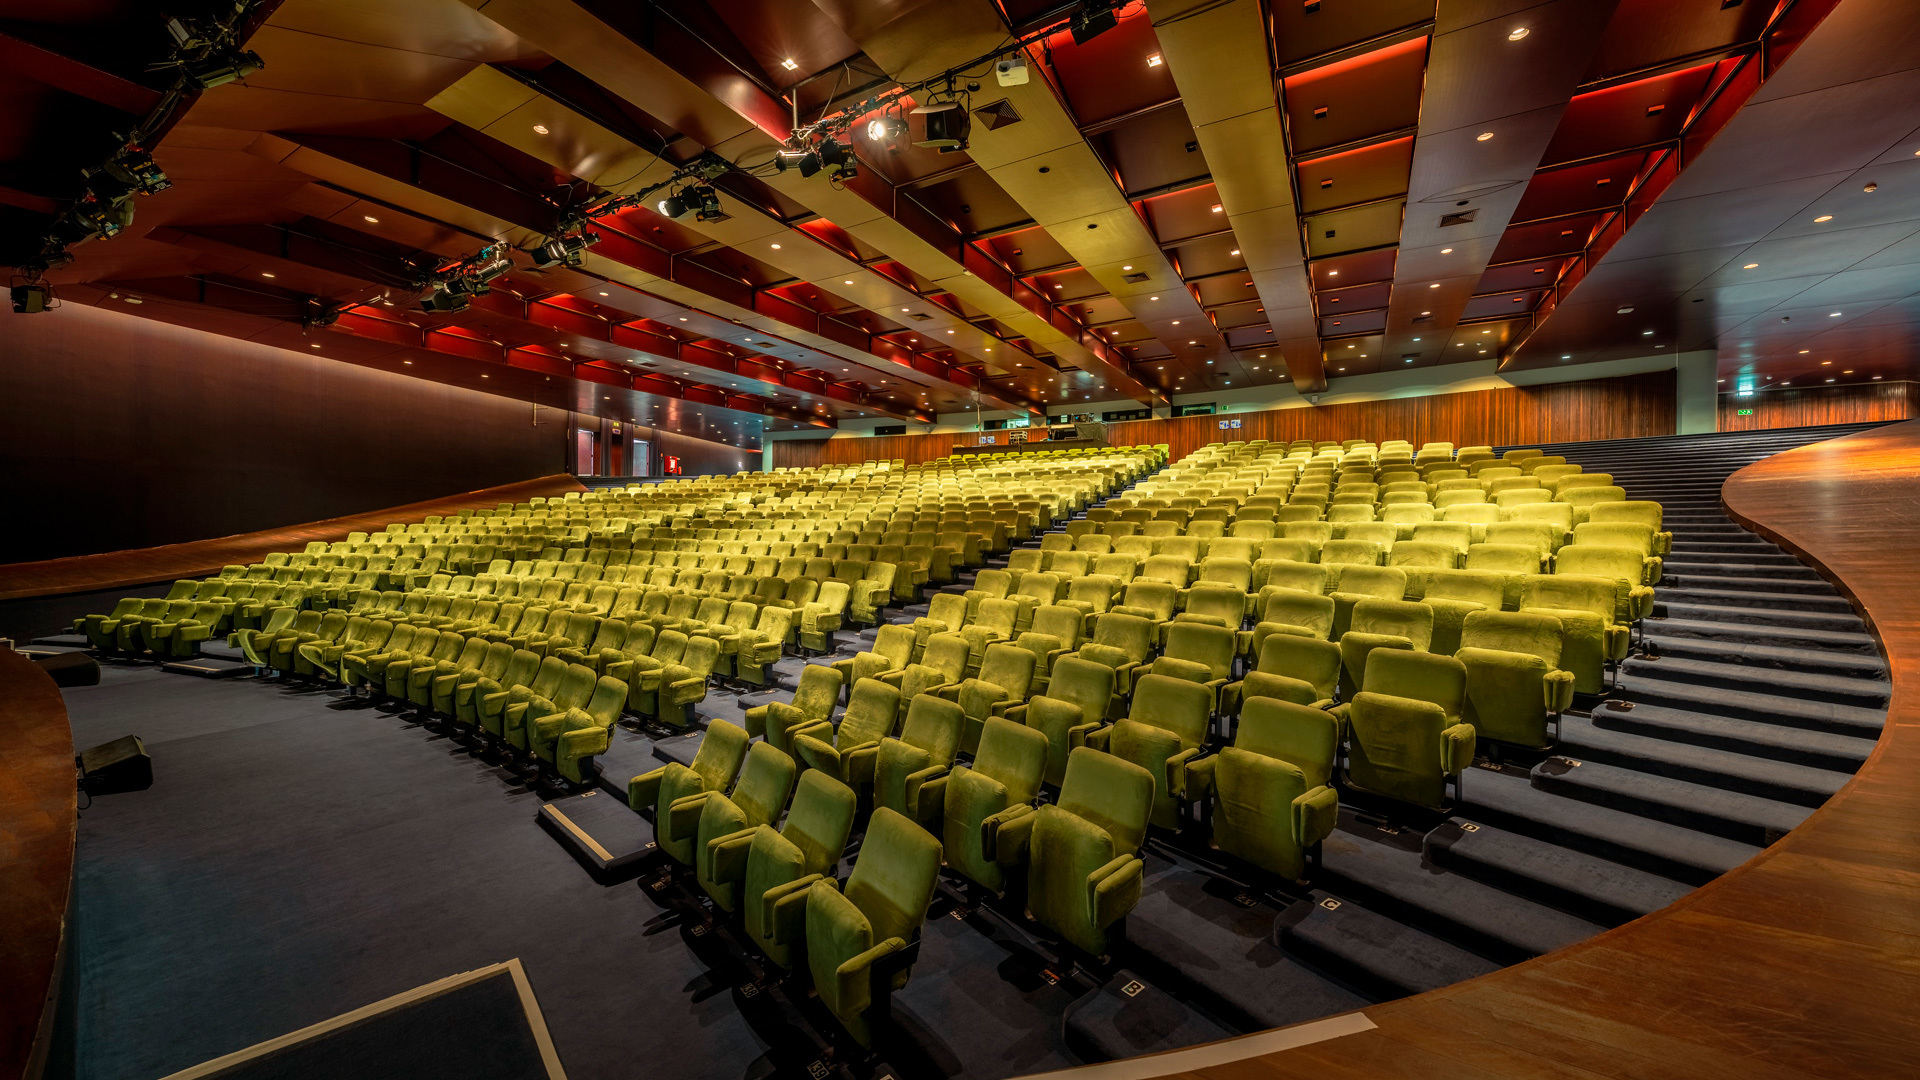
[770,243,781,250]
[1230,249,1240,256]
[532,124,549,135]
[1507,27,1529,40]
[260,271,275,278]
[1476,132,1494,142]
[780,58,798,71]
[1743,263,1758,269]
[1814,215,1833,222]
[1429,283,1439,288]
[363,215,379,224]
[1147,53,1163,68]
[1210,204,1222,213]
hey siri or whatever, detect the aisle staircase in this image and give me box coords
[1250,422,1893,1003]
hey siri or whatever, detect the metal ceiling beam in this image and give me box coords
[1377,0,1619,369]
[1146,0,1326,391]
[422,62,1042,414]
[248,128,1012,416]
[457,0,1159,410]
[810,0,1202,400]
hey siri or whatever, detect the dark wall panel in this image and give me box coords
[1718,382,1914,431]
[654,429,759,477]
[0,303,568,564]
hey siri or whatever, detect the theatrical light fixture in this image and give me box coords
[1070,1,1120,44]
[11,282,53,314]
[529,230,600,269]
[866,114,906,141]
[420,287,470,314]
[912,100,971,151]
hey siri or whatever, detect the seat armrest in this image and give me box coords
[984,802,1036,865]
[1087,854,1143,930]
[628,764,668,810]
[1183,755,1217,803]
[1292,784,1340,847]
[705,826,758,886]
[1544,669,1576,714]
[762,873,824,947]
[1440,723,1478,776]
[665,790,716,841]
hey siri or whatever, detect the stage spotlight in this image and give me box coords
[866,115,905,141]
[11,283,52,314]
[183,49,264,89]
[912,101,971,151]
[818,138,852,170]
[774,149,809,172]
[797,152,822,179]
[530,231,599,268]
[657,192,689,218]
[689,185,725,221]
[419,287,469,313]
[1070,2,1118,45]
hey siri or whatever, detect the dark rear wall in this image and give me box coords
[0,303,567,564]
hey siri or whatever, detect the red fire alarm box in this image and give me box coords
[662,454,682,475]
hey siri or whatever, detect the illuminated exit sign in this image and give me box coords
[1737,409,1754,415]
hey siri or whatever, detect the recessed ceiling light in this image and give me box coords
[1830,311,1843,317]
[363,215,379,224]
[1782,381,1791,386]
[1210,203,1222,213]
[481,374,488,378]
[1800,349,1811,354]
[309,342,321,348]
[1507,27,1529,40]
[1814,215,1833,222]
[780,58,798,70]
[1476,132,1494,142]
[404,360,412,365]
[1149,296,1159,301]
[1617,306,1635,314]
[599,291,609,296]
[946,330,954,334]
[1337,367,1345,371]
[1440,247,1453,254]
[770,243,781,250]
[1346,344,1355,349]
[1844,369,1854,374]
[1642,329,1654,335]
[1874,374,1883,379]
[1429,283,1440,288]
[532,124,549,135]
[1172,320,1180,325]
[1743,263,1759,269]
[1420,310,1430,316]
[1822,360,1832,365]
[260,272,275,278]
[1827,377,1835,382]
[1230,249,1239,256]
[1562,354,1572,359]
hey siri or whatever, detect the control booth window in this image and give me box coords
[1173,403,1217,417]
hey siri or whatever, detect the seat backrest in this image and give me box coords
[840,678,903,748]
[1465,543,1542,573]
[1030,604,1085,650]
[527,655,570,700]
[1127,673,1212,750]
[898,695,963,768]
[1236,697,1340,790]
[780,771,858,878]
[1260,590,1336,637]
[1043,656,1115,721]
[869,624,916,668]
[1086,612,1155,663]
[973,716,1048,805]
[1422,568,1508,608]
[733,742,799,828]
[843,807,943,947]
[1588,500,1663,531]
[1362,648,1467,716]
[1350,598,1434,650]
[1572,522,1655,556]
[975,643,1036,698]
[1388,541,1457,570]
[1055,748,1154,857]
[1519,574,1615,620]
[1459,609,1563,666]
[1556,543,1646,585]
[1334,565,1407,600]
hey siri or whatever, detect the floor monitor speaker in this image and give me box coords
[79,735,152,795]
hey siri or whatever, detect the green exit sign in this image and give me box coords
[1737,409,1754,415]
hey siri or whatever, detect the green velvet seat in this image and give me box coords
[937,641,1037,754]
[998,748,1153,958]
[943,716,1048,893]
[1518,574,1630,695]
[1003,656,1116,788]
[524,663,600,765]
[498,655,568,751]
[791,678,901,789]
[1094,673,1213,830]
[802,807,942,1046]
[1337,598,1434,700]
[472,648,540,737]
[606,629,687,711]
[872,694,964,827]
[746,663,843,755]
[1457,610,1575,750]
[442,640,512,721]
[1221,634,1341,718]
[830,625,915,702]
[1190,697,1339,881]
[726,771,858,968]
[628,718,750,863]
[1074,612,1156,696]
[660,740,796,868]
[1146,622,1234,711]
[1338,649,1475,811]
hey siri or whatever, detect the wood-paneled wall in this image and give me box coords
[772,371,1677,468]
[1718,381,1915,431]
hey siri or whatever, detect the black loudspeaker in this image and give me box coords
[79,735,152,795]
[33,650,101,687]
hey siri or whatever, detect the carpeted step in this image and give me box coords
[1658,572,1835,594]
[1423,820,1692,927]
[1651,586,1856,615]
[1589,700,1877,773]
[1458,767,1757,885]
[1556,716,1852,807]
[1653,601,1866,634]
[1644,616,1878,652]
[1316,828,1606,964]
[1667,541,1777,557]
[1128,862,1370,1032]
[1622,655,1888,708]
[1530,758,1810,846]
[1612,672,1885,738]
[1061,970,1237,1063]
[1660,550,1806,567]
[1658,561,1824,582]
[1644,628,1888,679]
[1276,893,1500,999]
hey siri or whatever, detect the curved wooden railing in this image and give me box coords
[1062,419,1920,1079]
[0,474,588,602]
[0,651,77,1080]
